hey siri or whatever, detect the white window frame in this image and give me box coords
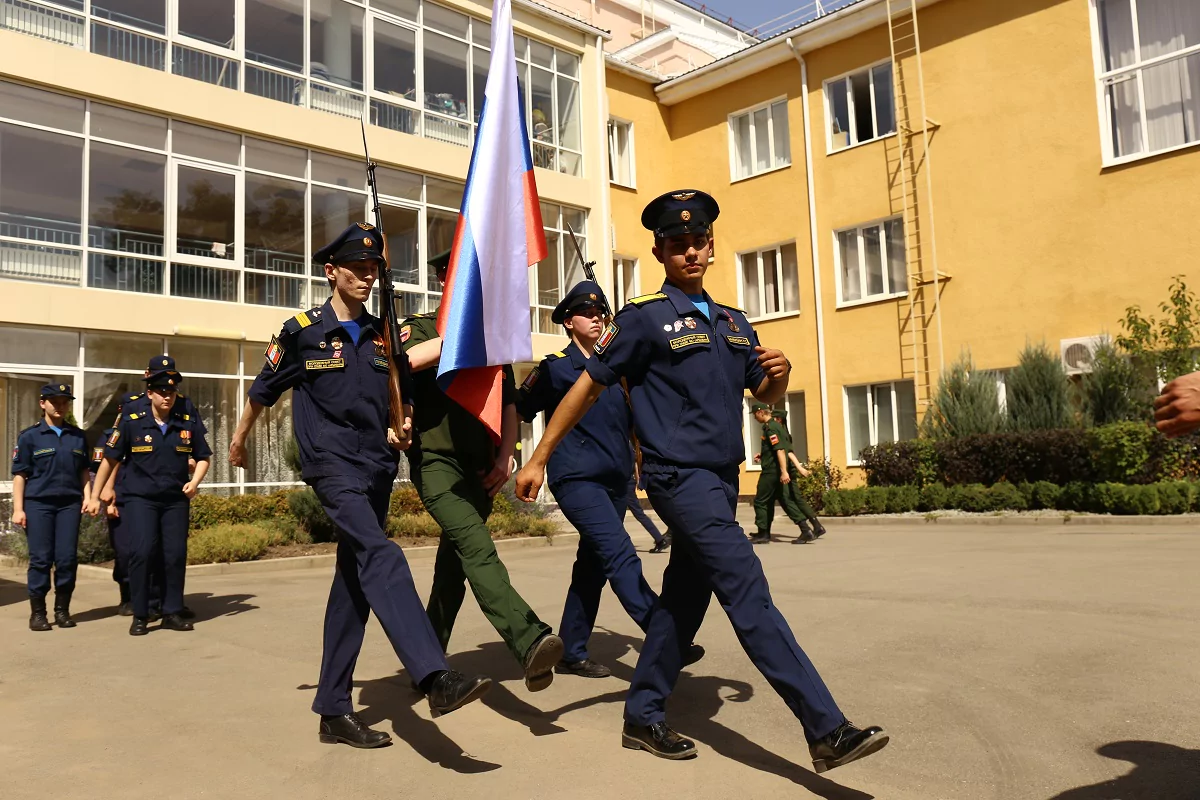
[607,117,636,188]
[735,240,801,322]
[842,380,916,466]
[1087,0,1200,166]
[833,215,907,309]
[612,254,638,310]
[727,96,791,183]
[823,59,896,154]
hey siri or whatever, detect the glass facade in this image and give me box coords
[1,0,584,172]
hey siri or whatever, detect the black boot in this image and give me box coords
[809,721,889,773]
[318,713,392,749]
[749,530,771,545]
[793,522,815,544]
[425,670,492,716]
[29,598,52,632]
[523,633,564,692]
[811,519,827,538]
[54,592,77,628]
[129,617,149,636]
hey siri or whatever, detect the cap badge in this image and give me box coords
[162,359,169,366]
[680,210,692,222]
[168,379,175,386]
[589,293,597,301]
[59,385,65,391]
[356,222,374,230]
[363,237,373,248]
[672,191,696,201]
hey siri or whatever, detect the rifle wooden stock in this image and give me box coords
[379,233,410,444]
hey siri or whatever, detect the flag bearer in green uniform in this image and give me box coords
[401,251,564,692]
[749,402,814,545]
[773,406,827,543]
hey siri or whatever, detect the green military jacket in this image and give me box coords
[400,312,516,470]
[758,418,789,475]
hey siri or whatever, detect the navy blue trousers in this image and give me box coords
[310,474,449,716]
[626,466,845,743]
[555,478,658,662]
[121,495,189,618]
[108,512,163,606]
[623,475,665,546]
[24,498,81,599]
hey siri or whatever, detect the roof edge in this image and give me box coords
[604,53,663,82]
[513,0,612,40]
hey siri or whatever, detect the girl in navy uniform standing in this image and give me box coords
[87,358,211,635]
[11,383,92,631]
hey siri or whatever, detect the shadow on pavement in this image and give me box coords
[1046,741,1200,800]
[184,592,259,622]
[0,576,28,608]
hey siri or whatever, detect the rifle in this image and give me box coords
[565,222,610,318]
[360,116,410,445]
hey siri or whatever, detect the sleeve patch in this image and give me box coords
[107,430,121,447]
[520,367,540,391]
[400,325,411,343]
[265,335,285,371]
[10,445,17,462]
[769,434,780,445]
[594,322,620,354]
[92,446,105,462]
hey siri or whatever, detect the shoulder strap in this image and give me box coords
[627,292,667,306]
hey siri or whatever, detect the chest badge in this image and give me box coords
[662,324,672,332]
[684,317,697,330]
[319,341,327,349]
[331,336,343,350]
[180,430,191,441]
[728,321,740,333]
[144,435,153,443]
[373,333,386,356]
[672,320,684,333]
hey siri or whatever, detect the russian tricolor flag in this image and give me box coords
[436,0,547,444]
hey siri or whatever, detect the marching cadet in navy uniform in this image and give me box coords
[228,224,490,750]
[11,383,92,631]
[516,190,888,773]
[516,281,699,679]
[87,359,211,636]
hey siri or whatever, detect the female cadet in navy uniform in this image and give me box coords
[11,383,92,631]
[227,223,490,751]
[87,360,211,636]
[517,190,888,773]
[516,280,699,679]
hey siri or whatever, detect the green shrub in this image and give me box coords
[922,353,1005,439]
[1091,422,1155,484]
[187,524,271,565]
[389,485,425,517]
[947,483,991,512]
[488,513,558,538]
[1157,482,1190,515]
[1057,482,1090,512]
[76,513,115,564]
[918,483,949,512]
[0,531,29,560]
[794,458,845,511]
[1027,481,1062,510]
[886,485,920,513]
[988,482,1028,511]
[288,488,338,542]
[387,512,442,539]
[1119,485,1161,516]
[1089,483,1121,514]
[255,517,310,546]
[822,488,865,517]
[1007,342,1073,431]
[1080,342,1149,425]
[190,491,294,528]
[864,486,889,514]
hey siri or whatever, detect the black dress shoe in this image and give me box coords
[682,644,705,666]
[809,721,889,773]
[649,537,670,554]
[555,659,612,678]
[426,670,492,716]
[178,605,197,620]
[523,633,564,692]
[160,614,194,632]
[117,602,134,617]
[148,610,162,623]
[318,713,392,749]
[129,617,149,636]
[749,531,771,545]
[621,721,697,760]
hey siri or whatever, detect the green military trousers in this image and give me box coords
[753,468,811,535]
[413,451,550,663]
[783,466,820,521]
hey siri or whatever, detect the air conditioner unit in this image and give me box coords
[1060,335,1109,376]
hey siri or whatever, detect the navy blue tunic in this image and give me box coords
[12,422,88,501]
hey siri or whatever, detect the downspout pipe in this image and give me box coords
[786,37,833,466]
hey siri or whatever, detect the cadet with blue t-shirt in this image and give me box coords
[516,280,699,679]
[11,383,92,631]
[228,224,490,751]
[516,190,888,773]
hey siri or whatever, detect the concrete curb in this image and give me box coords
[816,514,1200,526]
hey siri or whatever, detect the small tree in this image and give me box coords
[1079,341,1149,425]
[1006,342,1073,431]
[922,352,1004,439]
[1116,275,1200,385]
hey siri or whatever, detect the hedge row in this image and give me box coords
[822,480,1200,516]
[861,423,1200,488]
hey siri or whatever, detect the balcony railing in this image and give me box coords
[246,64,304,107]
[1,0,83,46]
[91,19,165,71]
[173,43,238,90]
[1,240,81,284]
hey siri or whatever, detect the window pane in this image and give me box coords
[622,259,636,307]
[91,103,166,149]
[0,325,78,366]
[374,19,416,102]
[0,123,83,245]
[733,113,752,179]
[176,167,235,260]
[851,70,874,142]
[171,263,238,301]
[739,252,762,318]
[424,32,469,119]
[538,230,561,307]
[472,18,491,46]
[872,63,895,136]
[846,386,870,461]
[377,167,421,201]
[375,0,417,21]
[885,218,906,293]
[540,201,559,228]
[753,107,770,173]
[530,40,553,68]
[780,242,799,312]
[1098,0,1136,70]
[472,46,489,124]
[88,253,164,294]
[1106,76,1145,156]
[245,174,305,277]
[1138,0,1200,60]
[426,176,464,209]
[179,0,234,48]
[184,377,239,484]
[310,0,364,90]
[557,76,581,152]
[424,2,469,37]
[173,121,240,164]
[1142,52,1200,153]
[168,339,239,375]
[762,248,780,314]
[771,101,790,166]
[245,393,294,483]
[863,224,884,296]
[514,34,528,60]
[84,331,160,369]
[91,0,165,34]
[558,50,580,78]
[311,152,361,188]
[380,205,419,285]
[246,138,306,177]
[246,0,304,72]
[828,78,850,149]
[311,186,363,273]
[79,373,141,468]
[837,230,861,302]
[426,208,457,288]
[564,232,585,289]
[563,207,585,233]
[531,67,555,145]
[88,142,166,256]
[0,81,84,132]
[895,380,918,440]
[873,383,895,443]
[787,392,808,462]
